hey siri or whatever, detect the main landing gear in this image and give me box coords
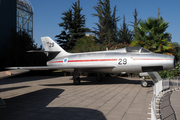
[73,70,103,85]
[96,73,103,82]
[73,69,80,85]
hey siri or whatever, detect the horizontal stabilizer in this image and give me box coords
[27,50,61,53]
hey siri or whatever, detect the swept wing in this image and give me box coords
[6,65,115,70]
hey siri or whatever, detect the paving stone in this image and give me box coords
[0,75,153,120]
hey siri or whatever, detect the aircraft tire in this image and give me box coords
[73,77,80,85]
[96,74,102,82]
[99,76,103,82]
[141,80,148,87]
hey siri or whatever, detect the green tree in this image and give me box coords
[158,62,180,78]
[92,0,120,44]
[70,36,130,53]
[157,7,161,18]
[56,30,70,50]
[71,36,97,52]
[0,30,47,70]
[117,15,133,44]
[173,42,180,62]
[56,0,88,50]
[131,17,173,54]
[130,8,141,39]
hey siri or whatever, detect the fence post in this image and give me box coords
[177,77,178,87]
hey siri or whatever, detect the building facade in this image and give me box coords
[0,0,33,51]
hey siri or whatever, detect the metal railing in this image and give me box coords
[150,94,157,120]
[162,78,169,91]
[149,75,180,120]
[169,77,180,89]
[146,72,162,120]
[146,72,176,120]
[150,81,162,120]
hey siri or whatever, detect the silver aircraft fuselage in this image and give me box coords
[7,37,175,75]
[7,37,175,86]
[47,47,175,74]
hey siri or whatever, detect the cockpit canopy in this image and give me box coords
[110,46,151,53]
[126,46,151,53]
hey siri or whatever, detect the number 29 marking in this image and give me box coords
[49,43,54,47]
[118,58,127,65]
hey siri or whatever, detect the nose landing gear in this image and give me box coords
[141,80,148,87]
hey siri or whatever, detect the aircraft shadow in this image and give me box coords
[0,75,61,85]
[0,88,107,120]
[0,86,30,92]
[41,76,153,87]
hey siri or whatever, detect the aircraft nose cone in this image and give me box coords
[166,55,175,69]
[174,57,176,68]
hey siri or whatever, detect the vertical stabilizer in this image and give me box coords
[41,36,69,58]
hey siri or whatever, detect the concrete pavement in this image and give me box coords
[171,90,180,120]
[0,70,29,79]
[0,74,153,120]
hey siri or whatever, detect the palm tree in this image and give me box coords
[131,17,173,54]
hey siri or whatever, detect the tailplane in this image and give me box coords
[28,36,69,59]
[41,36,69,59]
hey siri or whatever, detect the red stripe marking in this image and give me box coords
[49,59,117,63]
[68,59,117,62]
[133,58,172,60]
[49,61,63,63]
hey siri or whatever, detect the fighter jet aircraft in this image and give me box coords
[7,37,175,87]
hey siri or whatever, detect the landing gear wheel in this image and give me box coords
[73,69,80,85]
[141,80,148,87]
[74,77,80,85]
[96,74,103,82]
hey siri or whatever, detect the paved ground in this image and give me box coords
[0,74,153,120]
[171,90,180,120]
[160,92,176,120]
[0,70,29,80]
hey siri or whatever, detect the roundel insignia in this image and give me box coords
[63,58,68,64]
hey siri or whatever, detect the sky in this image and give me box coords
[30,0,180,47]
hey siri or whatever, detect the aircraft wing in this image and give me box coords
[6,65,115,71]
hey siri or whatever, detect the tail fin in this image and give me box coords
[41,36,69,58]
